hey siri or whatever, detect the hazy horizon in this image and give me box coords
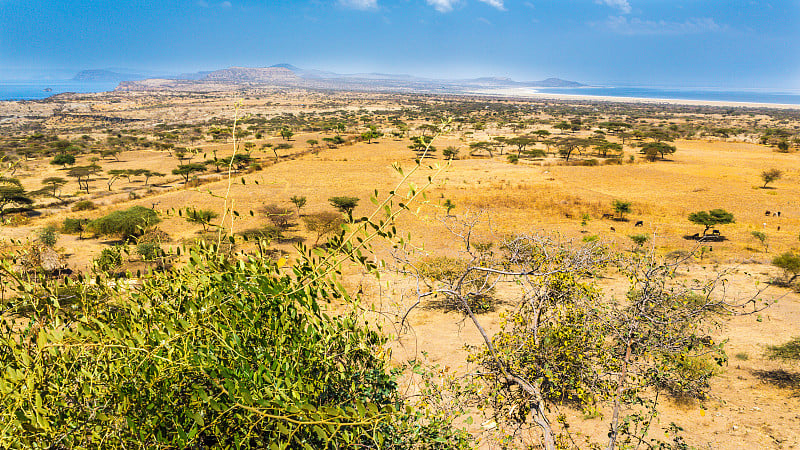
[1,0,798,90]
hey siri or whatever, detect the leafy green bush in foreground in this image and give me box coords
[0,242,469,448]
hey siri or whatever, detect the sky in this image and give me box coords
[1,0,799,89]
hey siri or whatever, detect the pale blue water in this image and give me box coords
[3,80,800,106]
[0,80,119,101]
[536,86,800,106]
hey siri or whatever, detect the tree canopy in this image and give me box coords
[688,209,735,234]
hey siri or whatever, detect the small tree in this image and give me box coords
[688,209,735,235]
[751,230,768,252]
[50,154,76,167]
[290,195,307,216]
[640,142,676,161]
[0,177,33,217]
[761,168,782,188]
[140,170,165,187]
[629,233,649,247]
[41,177,67,199]
[443,199,455,216]
[172,163,206,184]
[67,165,101,194]
[612,199,632,220]
[184,208,218,231]
[302,211,344,245]
[329,196,359,217]
[262,204,295,231]
[280,128,294,141]
[442,146,459,159]
[772,251,800,285]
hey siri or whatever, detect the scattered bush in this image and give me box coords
[136,242,162,261]
[37,226,59,247]
[89,206,161,241]
[772,251,800,285]
[72,200,97,211]
[61,218,86,236]
[94,246,123,273]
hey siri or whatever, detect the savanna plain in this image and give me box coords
[1,87,799,449]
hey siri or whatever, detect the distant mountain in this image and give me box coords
[114,64,586,96]
[529,78,584,88]
[73,69,150,82]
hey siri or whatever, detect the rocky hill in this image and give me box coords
[201,67,300,83]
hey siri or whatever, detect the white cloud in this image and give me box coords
[597,0,631,14]
[478,0,505,11]
[339,0,378,10]
[219,1,232,8]
[603,16,726,35]
[426,0,459,13]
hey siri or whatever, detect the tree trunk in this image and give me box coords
[607,342,632,450]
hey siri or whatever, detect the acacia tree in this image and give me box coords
[67,164,102,194]
[41,177,67,199]
[0,177,33,217]
[302,211,344,245]
[761,168,782,188]
[290,195,307,216]
[612,199,632,220]
[640,142,676,161]
[688,209,735,235]
[329,196,359,217]
[172,163,206,184]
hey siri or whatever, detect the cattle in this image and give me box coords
[778,226,781,231]
[634,220,643,227]
[778,211,782,217]
[773,212,779,217]
[765,210,771,216]
[711,229,721,236]
[601,213,614,219]
[565,213,573,219]
[610,226,616,232]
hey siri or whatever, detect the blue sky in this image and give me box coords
[1,0,798,89]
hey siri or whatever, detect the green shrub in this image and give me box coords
[0,243,470,448]
[136,242,162,261]
[94,246,123,272]
[72,200,97,211]
[37,226,59,247]
[61,218,86,235]
[89,206,161,240]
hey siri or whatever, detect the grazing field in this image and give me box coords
[1,89,799,448]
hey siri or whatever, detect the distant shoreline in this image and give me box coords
[2,80,800,110]
[466,87,800,110]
